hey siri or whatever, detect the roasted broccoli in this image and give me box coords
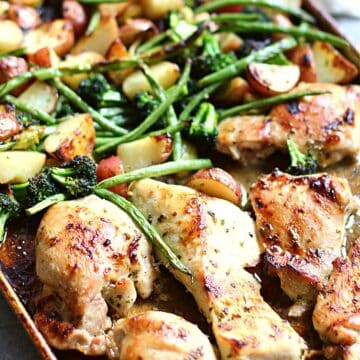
[53,95,74,118]
[15,111,39,127]
[188,102,218,145]
[286,139,318,175]
[192,34,237,79]
[50,156,97,198]
[77,74,124,108]
[0,193,20,243]
[133,91,161,117]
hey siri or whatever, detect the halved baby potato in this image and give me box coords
[60,51,105,90]
[0,56,29,95]
[0,20,23,53]
[122,61,180,99]
[312,41,359,84]
[98,3,129,17]
[140,0,184,20]
[0,151,46,184]
[246,62,300,96]
[117,135,173,172]
[214,77,250,105]
[18,81,58,114]
[186,167,242,205]
[8,4,41,31]
[62,0,88,37]
[287,44,317,83]
[24,19,75,56]
[44,113,95,162]
[71,16,118,56]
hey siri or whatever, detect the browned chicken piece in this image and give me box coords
[107,311,217,359]
[313,238,360,358]
[250,170,354,311]
[34,195,157,355]
[131,179,307,360]
[217,83,360,167]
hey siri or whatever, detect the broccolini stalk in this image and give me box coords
[286,139,318,175]
[26,194,66,216]
[94,188,191,275]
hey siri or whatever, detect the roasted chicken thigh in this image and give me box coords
[217,83,360,167]
[131,179,306,360]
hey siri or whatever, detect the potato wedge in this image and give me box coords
[60,51,104,90]
[9,0,43,7]
[246,62,300,96]
[117,134,173,172]
[217,32,243,53]
[62,0,87,37]
[96,155,128,197]
[18,81,58,114]
[0,151,46,184]
[140,0,183,20]
[98,3,129,17]
[24,19,75,56]
[71,16,118,56]
[312,41,359,84]
[0,104,21,141]
[187,167,242,205]
[118,18,158,46]
[0,20,23,53]
[0,56,29,95]
[27,47,60,68]
[44,113,95,162]
[122,61,180,99]
[287,44,317,83]
[214,77,250,105]
[106,39,133,86]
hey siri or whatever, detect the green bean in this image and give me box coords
[208,13,261,23]
[94,188,191,275]
[197,37,297,88]
[49,79,128,135]
[220,22,349,49]
[0,47,26,58]
[194,0,314,23]
[0,72,34,98]
[4,95,57,125]
[219,90,328,119]
[137,32,169,54]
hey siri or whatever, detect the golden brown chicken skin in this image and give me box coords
[107,311,217,360]
[313,238,360,359]
[34,195,156,355]
[250,170,354,310]
[131,179,306,360]
[217,83,360,167]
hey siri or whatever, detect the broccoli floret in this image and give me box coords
[188,102,218,146]
[53,95,74,118]
[192,34,237,79]
[50,156,97,198]
[0,193,20,243]
[133,91,161,117]
[286,139,318,175]
[77,74,124,108]
[15,111,39,127]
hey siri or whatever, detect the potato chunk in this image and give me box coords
[44,114,95,162]
[0,20,23,53]
[0,151,46,184]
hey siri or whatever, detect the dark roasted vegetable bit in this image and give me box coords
[133,91,161,118]
[0,193,21,243]
[286,139,318,175]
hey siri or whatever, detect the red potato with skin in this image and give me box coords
[96,156,128,197]
[0,104,22,141]
[186,167,242,205]
[27,47,60,68]
[287,44,317,83]
[7,4,41,31]
[0,56,29,95]
[118,18,158,46]
[246,62,300,97]
[62,0,88,37]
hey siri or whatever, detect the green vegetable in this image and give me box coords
[194,0,314,23]
[0,193,21,243]
[208,13,261,23]
[26,194,66,216]
[133,91,161,118]
[219,90,327,119]
[220,22,349,49]
[0,47,26,59]
[286,139,318,175]
[198,37,298,87]
[85,10,100,35]
[94,188,191,275]
[96,159,212,189]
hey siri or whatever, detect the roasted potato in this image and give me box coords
[0,1,9,16]
[24,19,75,56]
[217,32,243,53]
[8,0,43,7]
[119,3,143,21]
[71,16,118,56]
[106,39,133,86]
[98,3,129,17]
[139,0,183,19]
[271,14,292,41]
[0,104,21,141]
[214,77,250,105]
[0,20,23,53]
[0,151,46,184]
[7,4,40,31]
[0,56,29,95]
[118,18,158,46]
[122,61,180,99]
[27,47,60,68]
[18,81,58,114]
[246,62,300,96]
[60,51,105,90]
[117,134,173,172]
[312,41,359,84]
[96,156,128,197]
[187,167,242,205]
[287,44,317,83]
[44,113,95,162]
[62,0,88,37]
